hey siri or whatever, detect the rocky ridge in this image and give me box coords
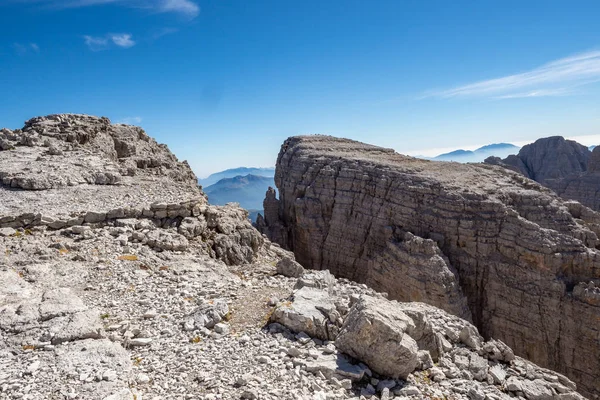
[0,116,590,400]
[259,135,600,397]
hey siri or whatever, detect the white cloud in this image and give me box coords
[425,49,600,99]
[30,43,40,52]
[83,35,109,51]
[157,0,199,17]
[110,33,135,48]
[84,33,135,50]
[117,116,142,125]
[14,0,199,17]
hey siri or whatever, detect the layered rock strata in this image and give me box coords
[485,136,600,211]
[260,135,600,396]
[485,136,590,184]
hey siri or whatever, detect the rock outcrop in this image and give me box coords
[261,135,600,397]
[256,186,288,245]
[485,136,600,212]
[484,136,590,184]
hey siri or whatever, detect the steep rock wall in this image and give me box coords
[265,135,600,397]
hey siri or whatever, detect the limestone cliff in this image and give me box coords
[260,135,600,397]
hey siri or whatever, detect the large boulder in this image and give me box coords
[276,256,305,278]
[335,296,419,379]
[271,287,340,340]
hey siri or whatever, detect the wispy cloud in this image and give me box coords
[117,116,142,125]
[12,42,40,55]
[110,33,135,48]
[424,50,600,99]
[84,33,135,50]
[151,27,179,40]
[83,35,109,51]
[14,0,199,17]
[494,87,578,99]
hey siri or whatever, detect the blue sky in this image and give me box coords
[3,0,600,177]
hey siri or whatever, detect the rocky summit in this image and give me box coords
[485,136,600,212]
[259,135,600,398]
[0,116,591,400]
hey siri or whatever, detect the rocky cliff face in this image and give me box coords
[260,135,600,397]
[485,136,600,212]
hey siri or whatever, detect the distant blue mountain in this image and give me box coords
[433,143,520,162]
[199,167,275,187]
[204,174,275,221]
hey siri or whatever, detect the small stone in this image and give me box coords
[235,376,249,387]
[0,227,16,237]
[296,332,311,344]
[257,355,270,364]
[489,364,507,384]
[102,369,117,382]
[380,387,390,400]
[430,367,446,382]
[401,386,421,396]
[340,379,352,390]
[26,361,40,374]
[136,373,151,384]
[468,387,485,400]
[241,390,258,399]
[323,343,336,354]
[376,379,396,392]
[214,323,230,335]
[129,338,152,346]
[460,325,482,349]
[239,335,251,344]
[287,347,302,357]
[143,309,158,319]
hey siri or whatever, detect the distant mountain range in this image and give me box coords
[432,143,520,163]
[204,174,275,221]
[199,167,275,187]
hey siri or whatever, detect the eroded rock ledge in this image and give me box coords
[259,135,600,397]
